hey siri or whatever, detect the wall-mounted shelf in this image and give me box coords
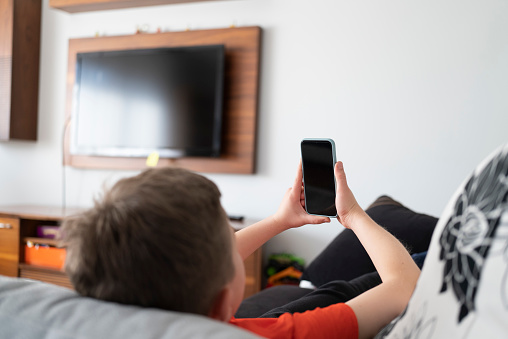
[0,0,41,141]
[64,26,261,174]
[50,0,224,13]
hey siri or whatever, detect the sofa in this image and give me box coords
[1,144,507,338]
[0,274,260,339]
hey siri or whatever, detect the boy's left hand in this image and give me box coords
[272,161,331,230]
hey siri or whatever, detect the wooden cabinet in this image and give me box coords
[0,206,76,288]
[243,246,263,298]
[0,0,42,141]
[0,206,262,299]
[233,219,263,299]
[49,0,223,13]
[0,217,20,277]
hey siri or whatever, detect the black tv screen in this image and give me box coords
[70,45,225,158]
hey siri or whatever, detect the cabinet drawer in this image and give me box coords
[0,217,20,277]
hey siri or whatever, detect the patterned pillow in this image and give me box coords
[376,144,508,338]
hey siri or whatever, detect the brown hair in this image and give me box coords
[60,167,234,315]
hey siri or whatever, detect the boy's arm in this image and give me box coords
[235,162,330,260]
[334,162,420,339]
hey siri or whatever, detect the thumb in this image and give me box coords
[334,161,347,188]
[335,161,355,197]
[334,161,361,228]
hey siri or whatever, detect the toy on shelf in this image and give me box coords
[265,253,305,287]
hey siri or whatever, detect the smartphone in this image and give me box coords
[301,138,337,217]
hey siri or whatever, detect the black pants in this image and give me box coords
[236,252,427,318]
[260,272,381,318]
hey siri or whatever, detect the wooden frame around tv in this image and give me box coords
[64,26,261,174]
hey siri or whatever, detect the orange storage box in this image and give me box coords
[24,245,66,269]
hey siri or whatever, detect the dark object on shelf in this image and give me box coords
[228,215,244,222]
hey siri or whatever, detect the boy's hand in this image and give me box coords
[334,161,365,229]
[272,161,331,230]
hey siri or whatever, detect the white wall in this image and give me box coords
[1,0,507,265]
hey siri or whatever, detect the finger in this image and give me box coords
[308,216,330,224]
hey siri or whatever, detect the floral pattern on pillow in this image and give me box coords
[375,145,508,338]
[438,149,508,322]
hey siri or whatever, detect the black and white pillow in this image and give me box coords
[376,144,508,338]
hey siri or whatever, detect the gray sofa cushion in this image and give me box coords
[0,276,260,339]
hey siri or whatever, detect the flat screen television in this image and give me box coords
[70,44,225,158]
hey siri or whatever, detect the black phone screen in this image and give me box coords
[301,140,337,216]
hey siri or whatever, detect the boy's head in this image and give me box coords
[60,167,244,319]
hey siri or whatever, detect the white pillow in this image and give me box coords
[376,144,508,338]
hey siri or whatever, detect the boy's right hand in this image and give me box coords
[334,161,365,229]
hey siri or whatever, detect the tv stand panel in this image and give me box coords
[64,26,261,174]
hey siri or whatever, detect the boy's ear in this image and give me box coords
[208,286,234,322]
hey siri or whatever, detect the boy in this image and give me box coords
[60,161,420,339]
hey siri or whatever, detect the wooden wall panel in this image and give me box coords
[64,26,261,174]
[10,0,41,140]
[0,0,41,141]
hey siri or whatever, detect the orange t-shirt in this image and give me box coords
[230,303,358,339]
